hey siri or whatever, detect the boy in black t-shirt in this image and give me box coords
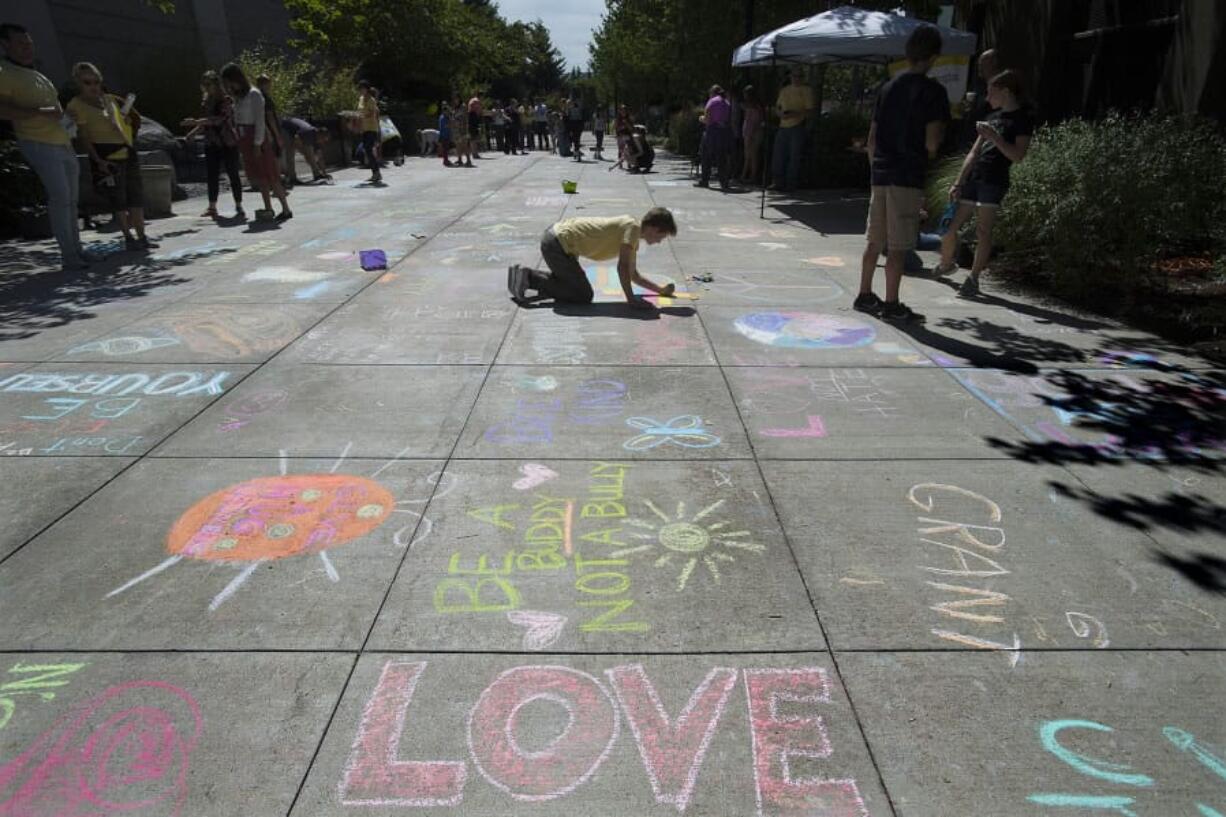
[935,69,1034,297]
[856,25,949,324]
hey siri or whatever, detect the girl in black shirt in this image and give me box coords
[936,69,1033,297]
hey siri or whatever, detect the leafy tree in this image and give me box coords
[284,0,567,105]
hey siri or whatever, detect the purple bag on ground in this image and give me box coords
[359,249,387,270]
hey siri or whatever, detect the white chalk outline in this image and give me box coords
[607,664,738,812]
[467,665,620,802]
[339,660,467,807]
[743,667,869,817]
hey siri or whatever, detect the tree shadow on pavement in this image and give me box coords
[0,245,227,342]
[986,369,1226,470]
[1151,550,1226,595]
[1048,480,1225,535]
[892,319,1040,373]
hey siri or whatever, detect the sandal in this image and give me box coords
[201,207,218,218]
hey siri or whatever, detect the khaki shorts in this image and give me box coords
[866,185,925,252]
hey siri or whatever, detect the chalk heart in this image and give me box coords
[506,610,567,651]
[513,463,558,491]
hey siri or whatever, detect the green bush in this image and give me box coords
[992,112,1226,302]
[666,108,702,156]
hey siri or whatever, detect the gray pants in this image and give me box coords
[19,139,82,266]
[527,228,594,303]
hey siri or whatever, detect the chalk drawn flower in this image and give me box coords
[616,499,764,591]
[106,444,457,611]
[0,680,202,816]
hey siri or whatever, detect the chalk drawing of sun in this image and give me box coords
[614,499,764,591]
[106,443,456,610]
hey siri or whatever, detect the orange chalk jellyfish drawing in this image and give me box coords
[106,443,456,610]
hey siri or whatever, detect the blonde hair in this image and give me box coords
[72,61,102,82]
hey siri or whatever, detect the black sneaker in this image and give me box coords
[852,292,883,314]
[958,275,980,298]
[880,301,925,323]
[507,265,529,303]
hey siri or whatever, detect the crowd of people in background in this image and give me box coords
[3,14,1028,309]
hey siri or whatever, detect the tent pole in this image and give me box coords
[761,56,774,219]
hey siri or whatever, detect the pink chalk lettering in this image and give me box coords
[467,665,618,802]
[0,680,202,816]
[339,661,466,807]
[607,664,738,812]
[744,668,868,817]
[759,416,827,438]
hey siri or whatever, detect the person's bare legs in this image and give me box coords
[270,176,291,214]
[938,203,974,268]
[884,250,906,303]
[115,209,133,241]
[257,180,273,212]
[130,207,147,240]
[969,206,996,281]
[859,241,882,294]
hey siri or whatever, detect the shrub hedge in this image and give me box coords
[929,112,1226,303]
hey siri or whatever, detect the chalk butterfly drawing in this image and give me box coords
[623,416,722,451]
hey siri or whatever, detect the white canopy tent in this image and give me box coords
[732,5,977,67]
[732,6,978,216]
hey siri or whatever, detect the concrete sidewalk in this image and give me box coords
[0,148,1222,816]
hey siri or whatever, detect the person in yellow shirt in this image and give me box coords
[0,22,91,270]
[353,79,383,184]
[770,71,815,192]
[66,62,155,251]
[508,208,678,308]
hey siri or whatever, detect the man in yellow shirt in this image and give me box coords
[770,71,815,192]
[509,208,677,308]
[0,23,90,270]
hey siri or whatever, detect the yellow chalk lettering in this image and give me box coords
[581,501,625,519]
[448,552,513,576]
[576,571,631,595]
[580,527,625,546]
[579,599,650,633]
[433,577,520,613]
[515,548,566,571]
[467,504,520,531]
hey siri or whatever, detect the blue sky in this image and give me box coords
[496,0,605,72]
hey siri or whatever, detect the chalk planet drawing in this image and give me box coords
[164,474,394,562]
[107,468,396,610]
[733,312,876,350]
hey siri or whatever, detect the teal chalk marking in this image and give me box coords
[1164,727,1226,782]
[1196,805,1226,817]
[1026,794,1138,815]
[1039,720,1155,787]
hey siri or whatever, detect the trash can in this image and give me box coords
[140,164,174,217]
